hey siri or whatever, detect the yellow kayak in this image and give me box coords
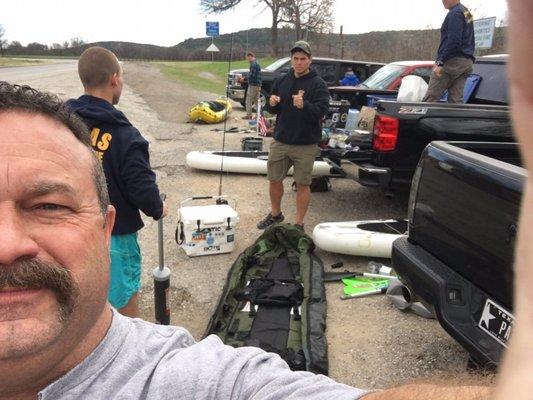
[188,98,232,124]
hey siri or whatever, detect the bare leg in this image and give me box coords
[269,180,284,216]
[118,292,140,318]
[295,184,311,225]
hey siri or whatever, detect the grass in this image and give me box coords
[0,57,49,67]
[158,57,276,95]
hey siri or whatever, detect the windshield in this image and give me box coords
[264,57,290,72]
[361,64,408,89]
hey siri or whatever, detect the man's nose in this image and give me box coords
[0,204,39,265]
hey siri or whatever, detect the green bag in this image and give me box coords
[204,223,328,375]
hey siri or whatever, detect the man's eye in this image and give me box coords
[36,203,65,211]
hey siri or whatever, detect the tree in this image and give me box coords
[200,0,286,56]
[0,24,7,57]
[70,37,86,48]
[280,0,334,40]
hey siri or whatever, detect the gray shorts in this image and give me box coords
[267,140,319,185]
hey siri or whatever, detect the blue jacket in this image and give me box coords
[267,68,329,145]
[437,3,475,64]
[340,73,360,86]
[248,59,262,86]
[66,95,163,235]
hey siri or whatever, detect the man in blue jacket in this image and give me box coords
[257,41,329,231]
[243,52,262,120]
[424,0,475,103]
[67,47,167,318]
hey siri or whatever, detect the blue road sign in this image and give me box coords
[206,22,219,37]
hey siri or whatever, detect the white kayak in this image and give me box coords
[186,151,332,176]
[312,219,408,258]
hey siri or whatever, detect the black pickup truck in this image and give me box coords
[392,141,526,368]
[328,56,513,192]
[227,57,384,108]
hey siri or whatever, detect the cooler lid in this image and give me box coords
[180,204,239,223]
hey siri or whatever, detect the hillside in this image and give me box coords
[4,26,506,63]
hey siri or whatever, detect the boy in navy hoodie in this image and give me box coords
[67,47,167,318]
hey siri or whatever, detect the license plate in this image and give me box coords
[478,298,514,348]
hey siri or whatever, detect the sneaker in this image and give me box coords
[294,223,305,232]
[257,212,284,229]
[242,115,253,120]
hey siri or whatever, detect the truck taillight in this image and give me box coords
[373,115,399,152]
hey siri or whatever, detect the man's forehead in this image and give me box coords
[0,111,94,178]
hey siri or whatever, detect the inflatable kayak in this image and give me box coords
[186,150,332,176]
[188,98,232,124]
[312,219,408,258]
[205,224,329,375]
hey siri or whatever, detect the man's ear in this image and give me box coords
[110,73,119,88]
[104,205,116,245]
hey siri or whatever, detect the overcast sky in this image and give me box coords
[1,0,508,47]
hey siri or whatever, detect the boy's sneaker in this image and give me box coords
[257,212,284,229]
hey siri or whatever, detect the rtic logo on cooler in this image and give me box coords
[203,245,221,252]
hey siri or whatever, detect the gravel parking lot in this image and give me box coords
[2,60,493,390]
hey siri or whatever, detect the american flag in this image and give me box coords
[256,100,271,137]
[257,114,270,137]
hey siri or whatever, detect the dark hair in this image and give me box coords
[0,81,110,216]
[246,52,255,58]
[78,46,121,89]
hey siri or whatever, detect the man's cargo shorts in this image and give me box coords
[267,140,319,185]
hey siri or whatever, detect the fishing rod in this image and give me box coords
[217,32,235,201]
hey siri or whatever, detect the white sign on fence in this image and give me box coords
[474,17,497,50]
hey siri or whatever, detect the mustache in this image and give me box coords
[0,259,79,320]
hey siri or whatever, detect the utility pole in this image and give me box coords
[340,25,344,59]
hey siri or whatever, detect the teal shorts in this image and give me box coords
[108,233,141,309]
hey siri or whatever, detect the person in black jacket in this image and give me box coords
[424,0,475,103]
[257,41,329,231]
[67,47,167,318]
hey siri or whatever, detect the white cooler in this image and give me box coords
[178,197,239,257]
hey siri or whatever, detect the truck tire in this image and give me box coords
[243,89,269,111]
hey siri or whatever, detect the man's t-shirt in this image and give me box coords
[40,311,368,399]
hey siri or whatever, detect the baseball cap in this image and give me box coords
[291,41,312,56]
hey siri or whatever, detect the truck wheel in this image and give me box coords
[258,90,268,110]
[243,90,269,111]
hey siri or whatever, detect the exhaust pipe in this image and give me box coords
[387,280,435,319]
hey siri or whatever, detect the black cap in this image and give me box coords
[290,40,312,56]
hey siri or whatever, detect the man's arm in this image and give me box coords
[362,383,491,400]
[493,0,533,397]
[302,80,330,121]
[121,133,164,220]
[266,78,281,114]
[439,11,464,64]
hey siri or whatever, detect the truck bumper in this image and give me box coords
[355,163,392,187]
[392,236,504,368]
[227,87,245,101]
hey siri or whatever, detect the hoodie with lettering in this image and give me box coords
[66,95,163,235]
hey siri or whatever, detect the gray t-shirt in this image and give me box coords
[39,311,368,399]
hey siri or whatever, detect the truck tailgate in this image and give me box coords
[409,142,525,310]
